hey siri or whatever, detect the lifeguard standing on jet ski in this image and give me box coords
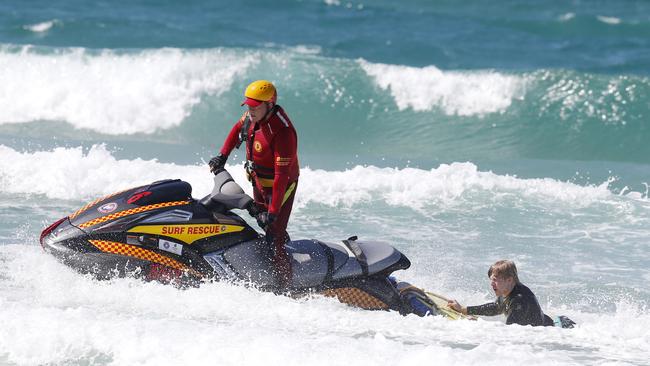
[209,80,299,288]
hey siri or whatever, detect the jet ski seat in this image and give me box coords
[200,170,254,212]
[288,239,407,288]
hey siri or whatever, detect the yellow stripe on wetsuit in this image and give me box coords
[282,182,296,207]
[256,179,296,206]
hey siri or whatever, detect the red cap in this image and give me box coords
[241,97,263,107]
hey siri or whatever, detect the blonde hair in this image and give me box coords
[487,260,520,283]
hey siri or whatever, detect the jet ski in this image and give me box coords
[40,169,464,318]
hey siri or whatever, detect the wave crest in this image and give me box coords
[0,145,619,209]
[0,46,255,134]
[359,59,527,116]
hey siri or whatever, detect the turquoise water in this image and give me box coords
[1,1,649,365]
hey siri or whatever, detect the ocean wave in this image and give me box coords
[1,45,649,165]
[0,45,255,134]
[535,70,648,126]
[299,163,617,210]
[0,145,625,209]
[0,144,213,201]
[359,59,527,116]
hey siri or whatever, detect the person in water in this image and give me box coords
[447,260,575,328]
[208,80,299,289]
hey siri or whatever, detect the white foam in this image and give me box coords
[0,46,255,134]
[289,44,322,55]
[0,144,219,201]
[0,145,619,210]
[597,15,622,25]
[359,59,527,116]
[298,163,614,211]
[1,244,648,365]
[558,13,575,22]
[23,20,60,33]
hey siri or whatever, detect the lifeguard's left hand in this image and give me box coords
[256,212,276,231]
[208,154,227,174]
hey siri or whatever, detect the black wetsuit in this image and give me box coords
[466,283,554,326]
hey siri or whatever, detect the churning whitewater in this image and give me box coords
[1,1,649,365]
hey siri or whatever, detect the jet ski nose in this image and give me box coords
[39,217,67,249]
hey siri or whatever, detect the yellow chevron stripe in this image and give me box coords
[88,239,201,277]
[78,201,189,229]
[69,188,133,219]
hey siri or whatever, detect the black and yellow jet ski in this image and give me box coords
[40,169,466,318]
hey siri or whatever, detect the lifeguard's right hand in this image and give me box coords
[208,154,227,174]
[256,212,276,231]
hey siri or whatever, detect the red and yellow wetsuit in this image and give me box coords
[219,105,299,286]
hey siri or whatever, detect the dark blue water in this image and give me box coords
[2,0,650,72]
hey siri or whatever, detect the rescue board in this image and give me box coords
[425,291,473,320]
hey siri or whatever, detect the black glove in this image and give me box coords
[247,203,260,218]
[208,154,227,174]
[256,212,276,231]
